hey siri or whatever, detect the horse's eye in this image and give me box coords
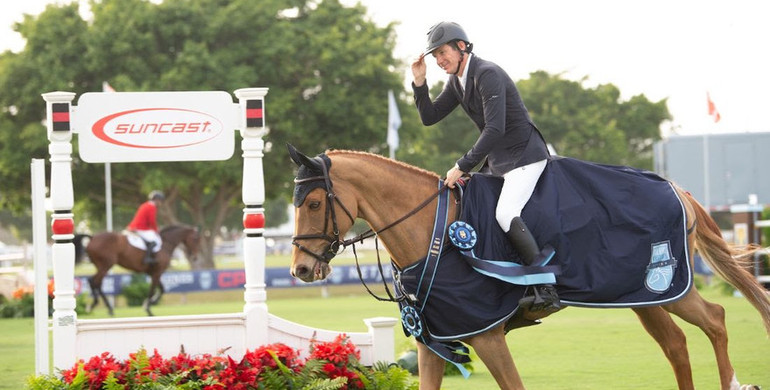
[308,200,321,210]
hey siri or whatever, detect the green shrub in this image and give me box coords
[0,283,85,318]
[0,292,34,318]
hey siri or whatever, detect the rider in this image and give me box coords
[127,190,164,266]
[411,21,559,313]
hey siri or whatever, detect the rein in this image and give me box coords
[291,157,461,302]
[342,184,450,247]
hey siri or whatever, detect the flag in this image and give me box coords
[706,92,721,123]
[387,90,401,156]
[102,81,116,93]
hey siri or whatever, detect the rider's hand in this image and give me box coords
[444,165,465,189]
[411,54,427,87]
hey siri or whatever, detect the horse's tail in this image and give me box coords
[686,191,770,335]
[73,234,91,264]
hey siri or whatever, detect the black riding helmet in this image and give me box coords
[424,21,473,56]
[148,190,165,201]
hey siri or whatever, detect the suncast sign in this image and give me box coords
[75,91,236,163]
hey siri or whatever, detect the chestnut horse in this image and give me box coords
[287,146,770,390]
[74,225,201,316]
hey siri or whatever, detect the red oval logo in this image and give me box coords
[92,108,224,149]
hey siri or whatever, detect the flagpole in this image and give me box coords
[105,163,112,231]
[703,133,710,212]
[103,82,115,231]
[703,91,722,212]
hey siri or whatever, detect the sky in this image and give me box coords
[3,0,769,137]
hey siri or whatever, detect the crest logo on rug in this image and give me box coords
[645,241,677,293]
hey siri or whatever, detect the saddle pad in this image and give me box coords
[463,157,692,307]
[125,231,161,253]
[394,157,692,341]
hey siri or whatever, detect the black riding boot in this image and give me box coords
[507,217,561,313]
[143,241,157,265]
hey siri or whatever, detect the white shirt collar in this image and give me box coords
[459,53,473,91]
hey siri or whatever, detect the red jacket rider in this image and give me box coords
[127,190,164,264]
[127,200,159,232]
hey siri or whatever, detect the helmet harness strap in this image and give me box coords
[453,42,467,76]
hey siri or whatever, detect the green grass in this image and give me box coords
[4,281,769,389]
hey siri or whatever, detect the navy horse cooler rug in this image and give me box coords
[394,157,692,374]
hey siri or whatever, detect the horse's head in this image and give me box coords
[162,225,201,264]
[287,144,358,283]
[182,227,202,263]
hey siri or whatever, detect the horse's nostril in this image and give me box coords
[294,265,309,278]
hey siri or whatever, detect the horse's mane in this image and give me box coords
[160,224,193,234]
[326,149,440,180]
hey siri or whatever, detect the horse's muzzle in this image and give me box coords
[292,260,331,283]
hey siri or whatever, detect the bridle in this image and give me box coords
[291,155,453,265]
[291,156,457,301]
[291,157,356,264]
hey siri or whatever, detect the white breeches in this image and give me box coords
[496,159,548,232]
[134,230,162,251]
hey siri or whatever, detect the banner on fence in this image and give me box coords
[73,265,393,295]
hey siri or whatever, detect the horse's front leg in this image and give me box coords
[149,281,164,305]
[465,325,525,390]
[144,273,166,316]
[86,276,99,312]
[416,342,446,390]
[89,274,114,316]
[143,280,158,316]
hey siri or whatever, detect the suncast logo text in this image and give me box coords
[92,108,224,149]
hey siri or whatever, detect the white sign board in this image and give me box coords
[75,91,236,163]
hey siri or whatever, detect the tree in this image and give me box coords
[0,0,403,268]
[399,81,479,174]
[0,3,89,214]
[517,71,670,169]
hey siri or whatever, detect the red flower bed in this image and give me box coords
[44,333,395,389]
[311,334,364,389]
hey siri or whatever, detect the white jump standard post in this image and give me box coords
[42,91,78,370]
[235,87,270,349]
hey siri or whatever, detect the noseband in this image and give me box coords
[291,157,356,264]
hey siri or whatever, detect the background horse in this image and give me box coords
[74,225,200,316]
[287,146,770,390]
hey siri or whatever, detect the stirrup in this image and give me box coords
[519,285,561,315]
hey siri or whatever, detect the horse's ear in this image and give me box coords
[287,143,321,170]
